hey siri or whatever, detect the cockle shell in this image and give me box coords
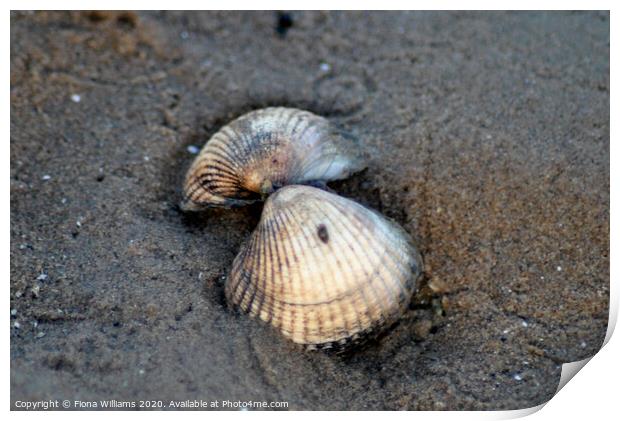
[181,107,366,210]
[225,185,423,348]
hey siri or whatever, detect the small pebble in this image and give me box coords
[557,266,562,271]
[513,374,522,381]
[187,145,200,154]
[61,198,67,204]
[144,156,150,162]
[13,321,21,329]
[521,321,528,327]
[581,341,587,348]
[138,369,145,375]
[10,309,17,316]
[180,31,189,39]
[319,62,331,72]
[36,273,48,281]
[412,320,433,338]
[36,332,46,339]
[70,94,81,103]
[31,285,40,298]
[42,175,51,181]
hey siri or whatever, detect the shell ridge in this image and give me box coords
[307,200,366,334]
[258,220,376,307]
[331,199,409,293]
[215,128,245,168]
[267,209,288,331]
[242,225,265,313]
[327,198,397,326]
[227,235,255,308]
[223,125,255,172]
[202,147,241,174]
[331,200,414,309]
[207,139,242,172]
[252,221,273,320]
[372,230,417,302]
[199,159,239,180]
[229,125,256,169]
[323,198,393,329]
[183,136,246,205]
[208,137,244,171]
[279,205,311,343]
[233,232,261,310]
[285,199,353,343]
[185,178,218,204]
[296,194,397,344]
[285,114,310,180]
[196,169,239,189]
[198,178,237,196]
[262,213,279,324]
[273,204,303,338]
[243,129,281,182]
[294,116,321,146]
[351,208,418,298]
[286,110,305,137]
[240,126,262,170]
[280,204,336,343]
[184,169,241,202]
[197,175,241,195]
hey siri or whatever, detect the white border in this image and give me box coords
[6,2,616,419]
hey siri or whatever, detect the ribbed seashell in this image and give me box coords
[225,185,423,349]
[180,107,366,210]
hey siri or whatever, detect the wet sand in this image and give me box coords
[10,11,609,410]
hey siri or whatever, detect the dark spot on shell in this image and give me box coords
[317,224,329,243]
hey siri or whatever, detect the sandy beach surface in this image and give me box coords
[11,11,609,410]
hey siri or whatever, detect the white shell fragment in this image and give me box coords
[180,107,366,210]
[225,185,423,348]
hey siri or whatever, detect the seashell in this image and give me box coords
[180,107,366,210]
[225,185,423,349]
